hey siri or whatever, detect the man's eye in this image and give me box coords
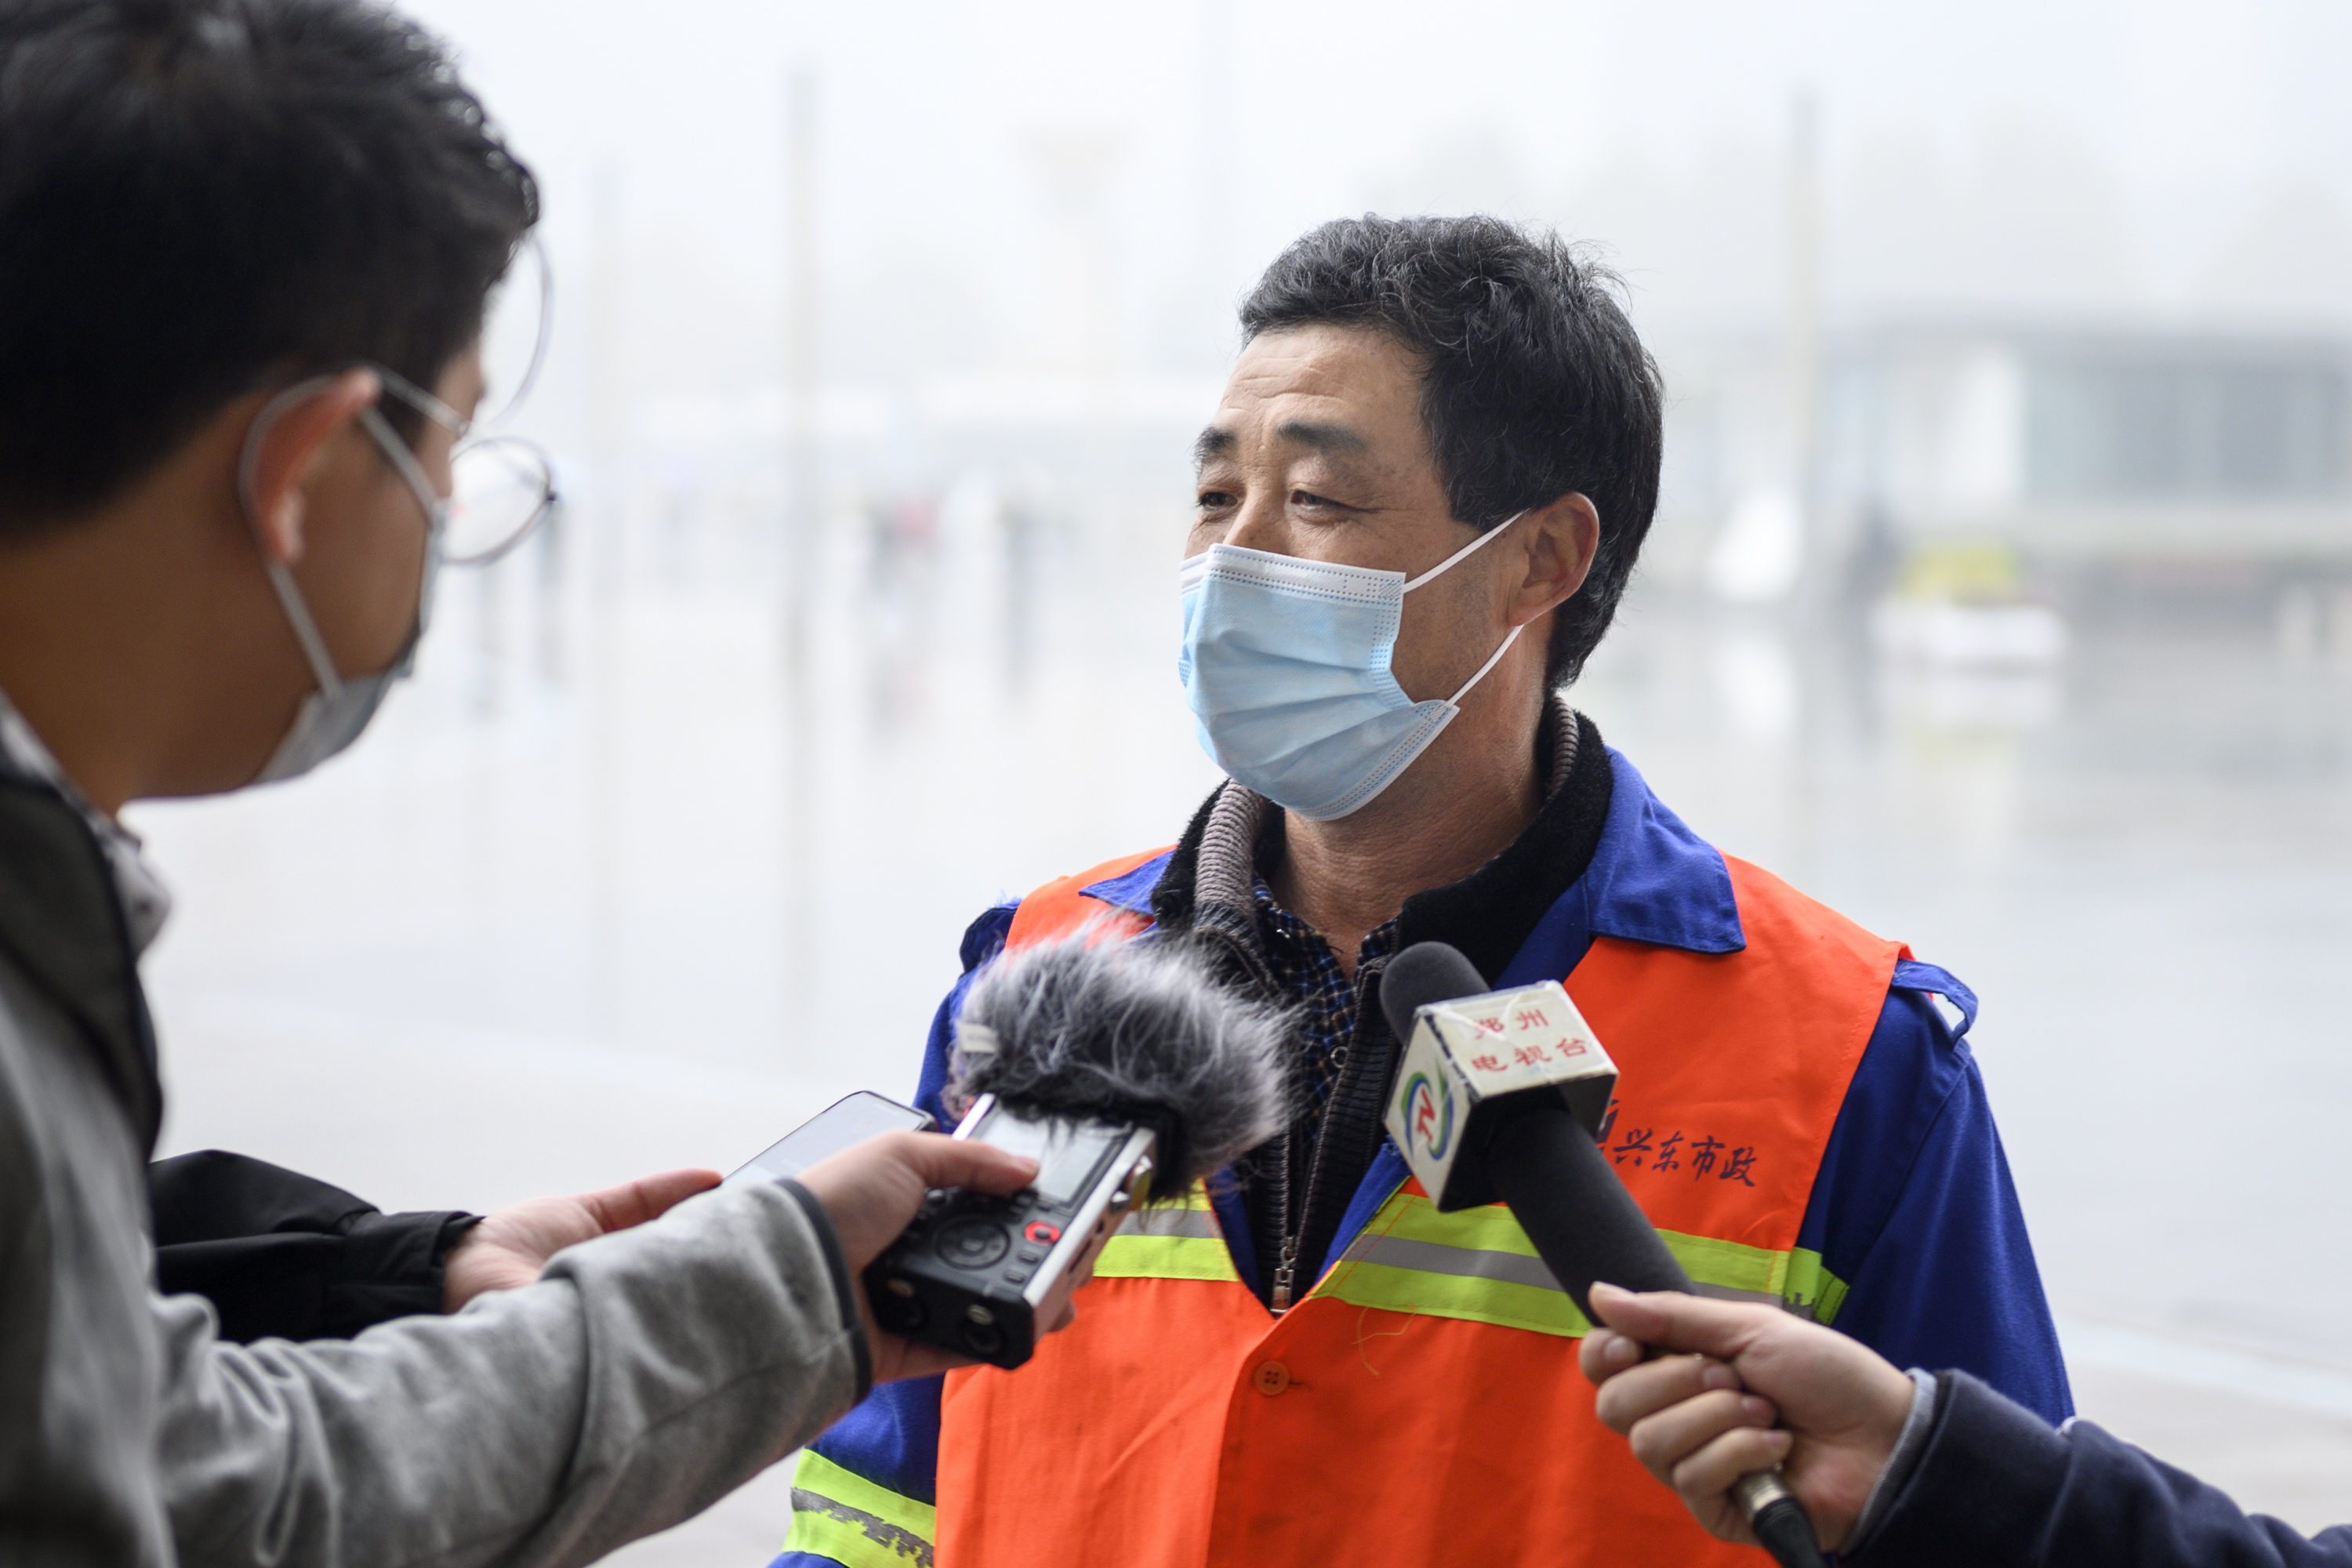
[1291,489,1335,509]
[1197,489,1236,510]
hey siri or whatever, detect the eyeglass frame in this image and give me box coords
[365,362,559,568]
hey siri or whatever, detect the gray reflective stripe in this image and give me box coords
[1345,1234,1823,1319]
[789,1489,935,1568]
[1342,1232,1566,1294]
[1119,1206,1220,1240]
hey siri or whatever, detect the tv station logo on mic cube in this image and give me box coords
[1384,979,1619,1212]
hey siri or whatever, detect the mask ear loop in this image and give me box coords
[1447,621,1525,705]
[238,376,352,700]
[1403,508,1529,593]
[1399,508,1535,705]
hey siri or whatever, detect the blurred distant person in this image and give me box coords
[1580,1283,2352,1566]
[777,217,2069,1568]
[0,2,1042,1564]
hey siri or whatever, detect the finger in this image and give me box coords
[1627,1389,1777,1487]
[577,1167,723,1233]
[1578,1327,1646,1386]
[1588,1283,1786,1363]
[1670,1426,1794,1508]
[1592,1352,1747,1435]
[880,1338,982,1381]
[880,1130,1040,1193]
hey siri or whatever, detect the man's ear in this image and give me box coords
[240,369,382,566]
[1508,492,1601,626]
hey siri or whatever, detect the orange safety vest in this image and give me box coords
[935,846,1900,1568]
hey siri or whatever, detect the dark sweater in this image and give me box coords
[149,1149,478,1341]
[1857,1371,2352,1567]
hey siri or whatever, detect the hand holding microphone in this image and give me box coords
[1579,1285,1916,1555]
[1376,941,1832,1568]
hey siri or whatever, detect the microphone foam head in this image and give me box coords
[1377,940,1492,1042]
[949,930,1294,1196]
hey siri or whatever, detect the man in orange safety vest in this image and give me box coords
[775,214,2071,1568]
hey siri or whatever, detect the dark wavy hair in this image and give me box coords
[0,0,539,535]
[1240,216,1664,688]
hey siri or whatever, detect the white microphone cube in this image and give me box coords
[1383,979,1619,1211]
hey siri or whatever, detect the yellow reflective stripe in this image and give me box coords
[1161,1182,1217,1208]
[1091,1182,1242,1283]
[1312,1193,1848,1337]
[1093,1232,1240,1281]
[1668,1235,1849,1325]
[1786,1247,1848,1325]
[1326,1250,1588,1335]
[784,1449,935,1568]
[1373,1193,1546,1255]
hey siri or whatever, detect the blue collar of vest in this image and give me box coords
[1079,849,1171,917]
[1080,748,1744,959]
[1574,747,1744,953]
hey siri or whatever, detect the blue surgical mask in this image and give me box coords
[1178,514,1526,821]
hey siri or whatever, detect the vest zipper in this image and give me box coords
[1180,913,1399,1319]
[1270,959,1390,1317]
[1179,917,1301,1309]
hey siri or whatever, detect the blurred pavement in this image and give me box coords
[141,498,2352,1551]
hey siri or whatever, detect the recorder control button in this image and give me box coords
[1002,1269,1031,1284]
[938,1221,1011,1269]
[1014,1246,1044,1264]
[1022,1221,1062,1246]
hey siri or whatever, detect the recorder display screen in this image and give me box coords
[975,1108,1115,1203]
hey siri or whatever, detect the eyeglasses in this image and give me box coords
[373,365,559,567]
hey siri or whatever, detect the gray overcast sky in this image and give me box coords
[410,0,2352,428]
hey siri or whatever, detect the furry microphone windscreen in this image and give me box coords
[947,931,1294,1198]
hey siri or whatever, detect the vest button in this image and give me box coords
[1251,1359,1290,1397]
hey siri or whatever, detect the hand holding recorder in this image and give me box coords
[798,1131,1046,1382]
[731,931,1289,1379]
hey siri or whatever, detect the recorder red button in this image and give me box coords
[1023,1220,1061,1245]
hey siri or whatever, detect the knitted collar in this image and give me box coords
[1151,694,1613,985]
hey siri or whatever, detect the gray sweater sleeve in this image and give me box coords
[156,1179,864,1568]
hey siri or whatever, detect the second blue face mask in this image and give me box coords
[1178,514,1526,822]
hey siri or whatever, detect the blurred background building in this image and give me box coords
[136,0,2352,1556]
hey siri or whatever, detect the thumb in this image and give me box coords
[1588,1283,1773,1359]
[578,1167,723,1234]
[883,1130,1039,1194]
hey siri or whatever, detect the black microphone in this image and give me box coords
[1377,941,1827,1568]
[866,931,1294,1367]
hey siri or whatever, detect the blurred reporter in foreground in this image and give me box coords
[1579,1283,2352,1566]
[0,4,1042,1563]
